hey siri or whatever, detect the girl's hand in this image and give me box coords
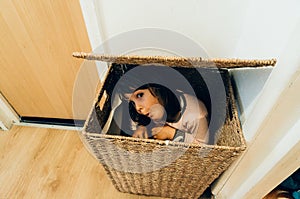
[132,125,148,139]
[151,125,176,140]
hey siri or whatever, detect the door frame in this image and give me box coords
[0,92,19,130]
[212,29,300,198]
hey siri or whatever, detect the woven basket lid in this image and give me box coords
[73,52,276,69]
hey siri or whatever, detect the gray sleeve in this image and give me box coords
[172,129,186,142]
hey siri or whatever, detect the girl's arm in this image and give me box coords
[151,125,188,142]
[151,125,176,140]
[186,116,209,144]
[151,116,209,143]
[133,124,183,141]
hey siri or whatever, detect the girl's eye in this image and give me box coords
[136,92,144,98]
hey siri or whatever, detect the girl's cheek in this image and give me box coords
[150,104,165,120]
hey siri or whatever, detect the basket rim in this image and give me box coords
[81,130,246,151]
[82,63,247,152]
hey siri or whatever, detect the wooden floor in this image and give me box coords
[0,125,163,199]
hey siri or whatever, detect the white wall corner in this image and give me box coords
[213,68,300,198]
[213,117,300,199]
[212,19,300,198]
[79,0,103,51]
[229,67,273,125]
[79,0,109,81]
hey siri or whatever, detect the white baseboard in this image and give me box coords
[14,122,83,131]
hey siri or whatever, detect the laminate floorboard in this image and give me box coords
[0,125,163,199]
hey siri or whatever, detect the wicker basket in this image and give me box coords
[74,53,275,199]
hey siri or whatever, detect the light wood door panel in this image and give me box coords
[0,0,95,119]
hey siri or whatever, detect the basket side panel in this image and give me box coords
[81,64,246,198]
[83,135,242,199]
[215,75,245,148]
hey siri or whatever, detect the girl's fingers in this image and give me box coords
[133,130,146,138]
[151,128,158,137]
[151,127,162,135]
[133,134,139,138]
[143,131,148,139]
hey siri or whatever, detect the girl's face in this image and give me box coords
[128,89,165,122]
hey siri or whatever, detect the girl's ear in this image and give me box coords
[123,93,132,101]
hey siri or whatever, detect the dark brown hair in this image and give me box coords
[128,83,182,126]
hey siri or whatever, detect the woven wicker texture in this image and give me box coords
[82,98,243,198]
[73,52,276,68]
[73,49,270,198]
[79,57,250,198]
[82,133,242,198]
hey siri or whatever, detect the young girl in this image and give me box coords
[125,83,209,144]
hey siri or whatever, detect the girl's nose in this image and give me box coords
[136,104,145,115]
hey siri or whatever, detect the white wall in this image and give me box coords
[85,0,249,57]
[81,0,300,130]
[230,0,300,127]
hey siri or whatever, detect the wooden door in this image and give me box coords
[0,1,98,120]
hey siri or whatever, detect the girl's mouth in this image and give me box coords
[146,113,152,118]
